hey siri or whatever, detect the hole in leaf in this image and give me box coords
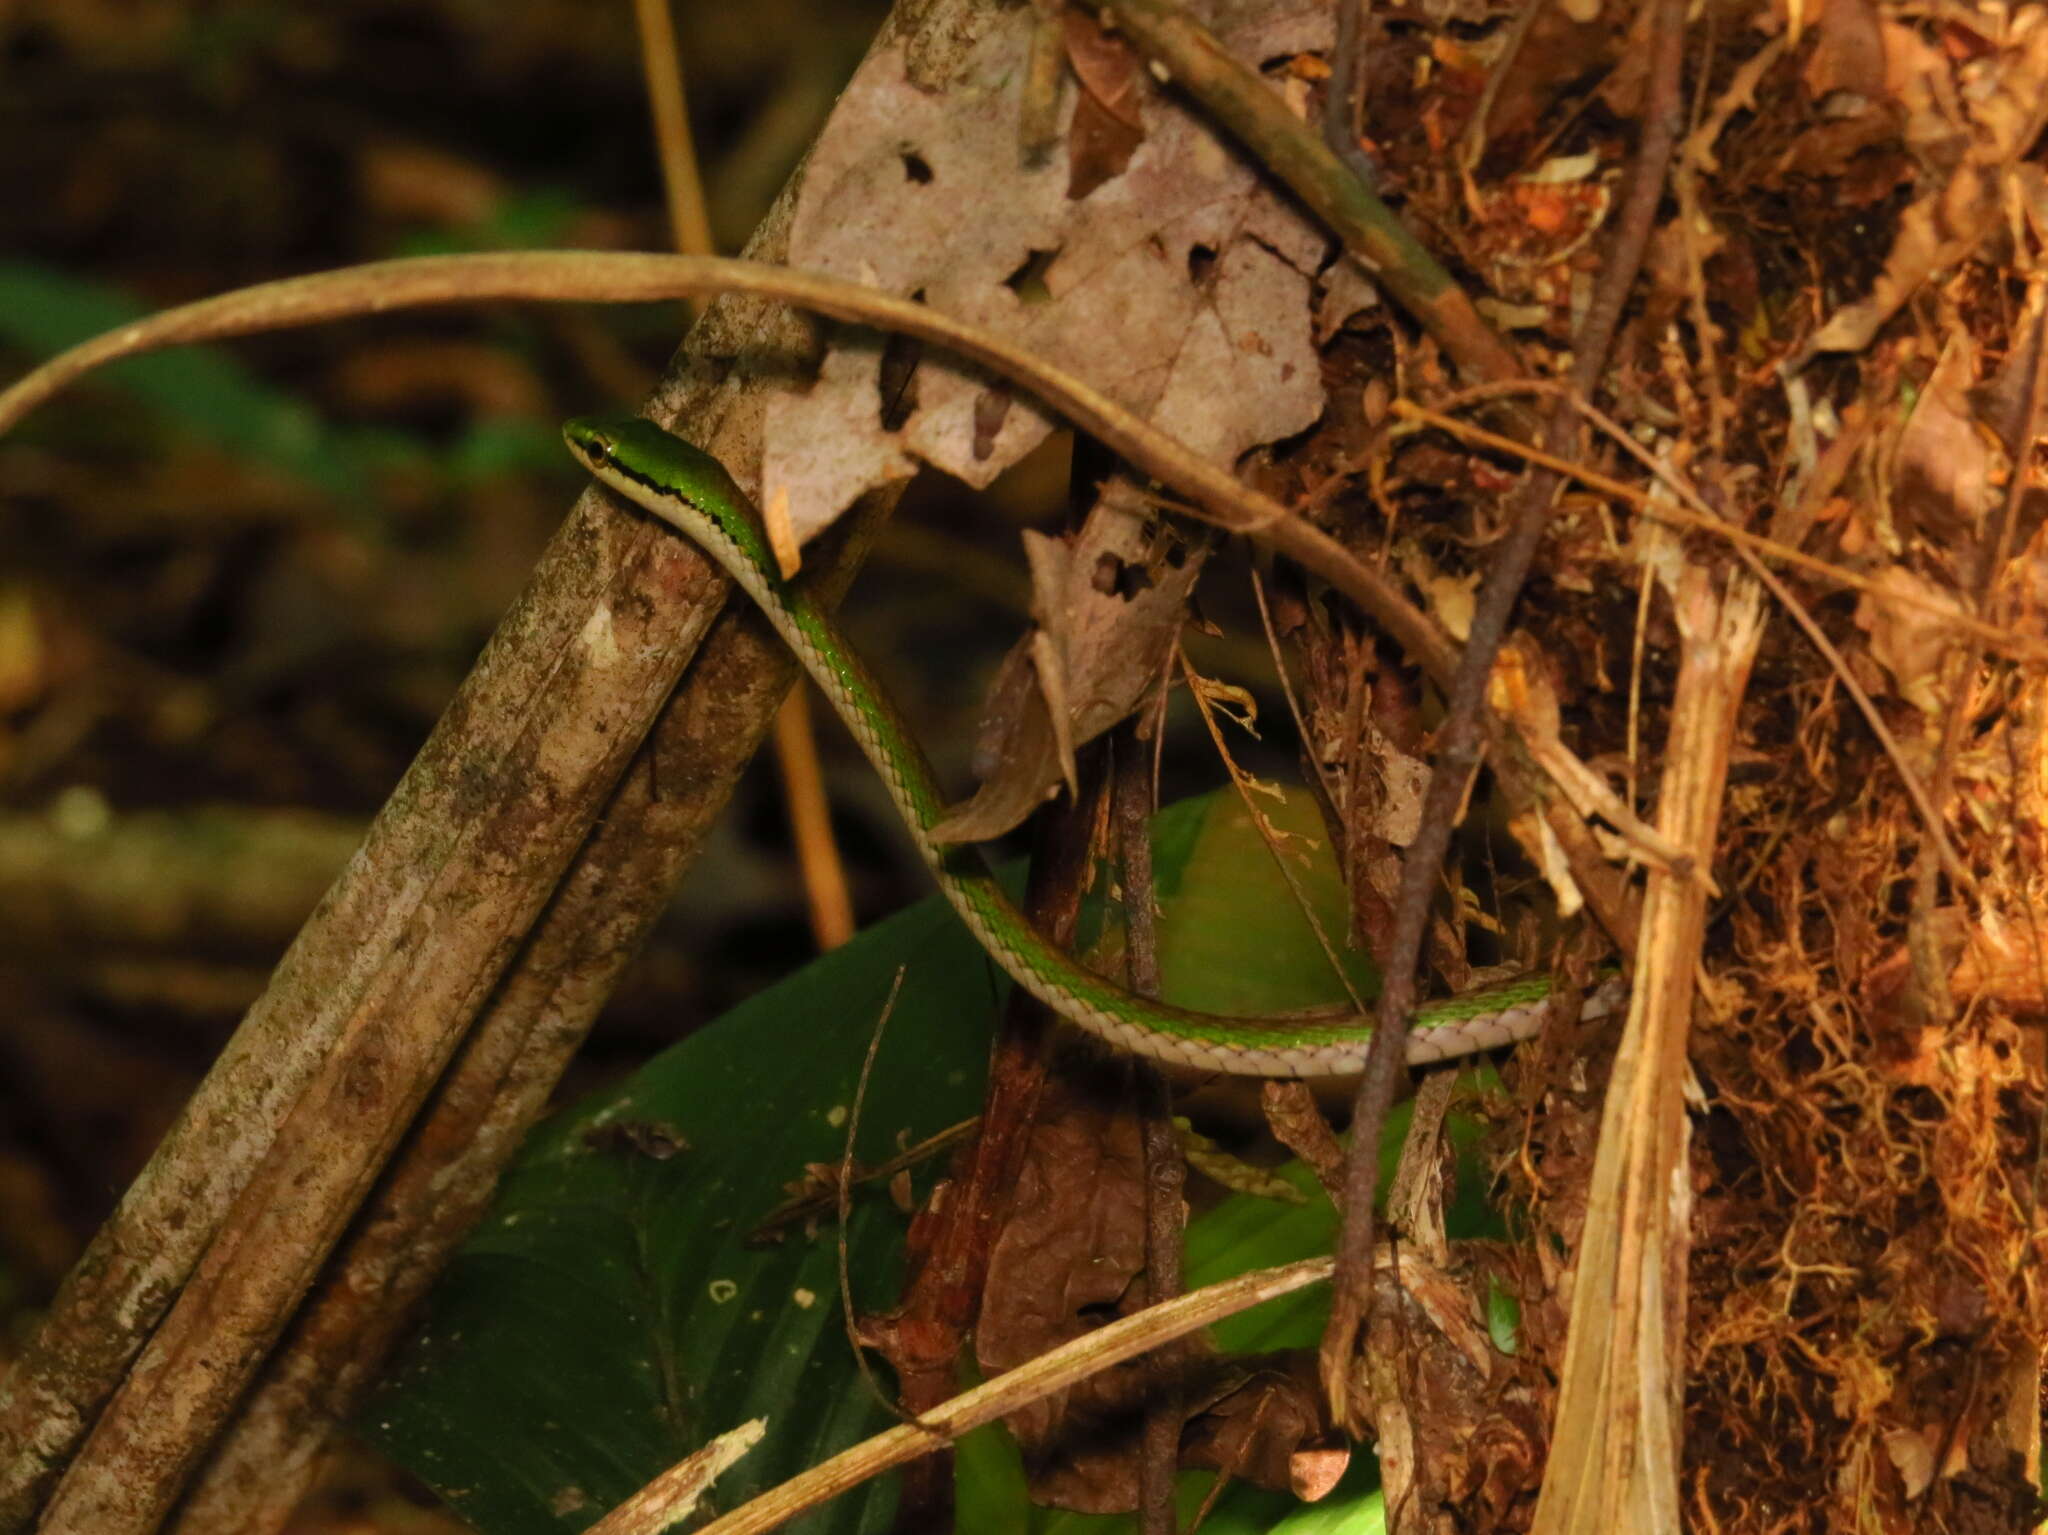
[1001,246,1061,305]
[1093,552,1155,599]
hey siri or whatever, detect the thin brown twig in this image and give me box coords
[1454,0,1541,178]
[1391,390,2045,661]
[1394,382,1981,895]
[1321,0,1379,189]
[773,691,857,949]
[633,0,715,262]
[1320,0,1687,1426]
[0,250,1459,691]
[1249,567,1349,836]
[1113,720,1183,1535]
[1177,648,1372,1018]
[662,1257,1337,1535]
[747,1119,978,1241]
[637,32,857,955]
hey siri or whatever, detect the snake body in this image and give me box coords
[563,415,1620,1077]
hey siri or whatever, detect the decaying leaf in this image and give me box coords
[975,1060,1155,1512]
[762,3,1329,542]
[1853,565,1966,714]
[931,492,1203,842]
[1804,16,2048,357]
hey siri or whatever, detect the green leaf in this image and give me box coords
[360,890,1004,1535]
[1135,785,1383,1014]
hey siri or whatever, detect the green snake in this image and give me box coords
[563,415,1621,1078]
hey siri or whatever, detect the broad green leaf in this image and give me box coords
[359,889,1002,1535]
[1120,784,1382,1013]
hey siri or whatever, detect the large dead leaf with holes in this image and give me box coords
[764,1,1334,832]
[762,0,1332,541]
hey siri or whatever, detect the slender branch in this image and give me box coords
[1393,386,1982,893]
[1320,0,1689,1425]
[1392,390,2043,662]
[0,249,1457,691]
[633,0,715,260]
[773,691,857,948]
[636,3,859,950]
[1113,718,1183,1535]
[1321,0,1380,189]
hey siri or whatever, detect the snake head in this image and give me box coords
[562,415,774,578]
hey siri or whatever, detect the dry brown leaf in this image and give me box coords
[1062,6,1145,132]
[1806,17,2048,356]
[1889,331,1992,551]
[931,496,1201,842]
[762,2,1330,542]
[1801,0,1888,100]
[1181,1360,1332,1494]
[975,1064,1152,1512]
[1852,565,1966,714]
